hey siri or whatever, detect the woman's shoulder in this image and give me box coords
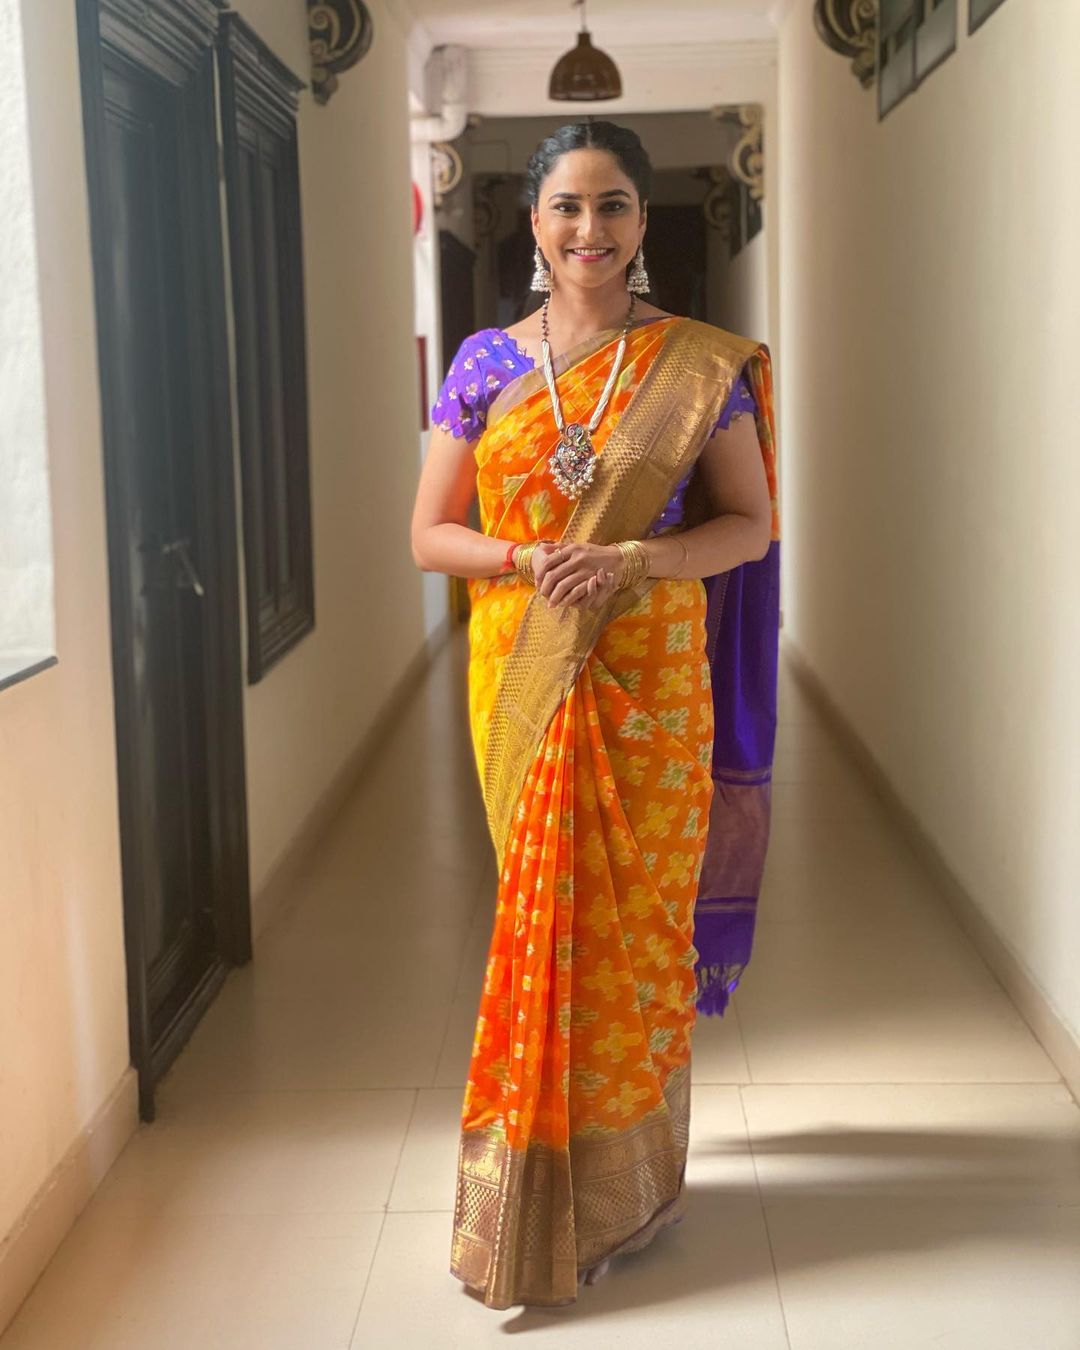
[431,327,532,439]
[683,317,765,361]
[446,327,516,363]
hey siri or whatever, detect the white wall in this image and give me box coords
[716,228,766,345]
[232,0,428,903]
[777,0,1080,1044]
[412,134,452,645]
[0,0,130,1263]
[1,0,427,1314]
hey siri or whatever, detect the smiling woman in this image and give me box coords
[411,119,781,1309]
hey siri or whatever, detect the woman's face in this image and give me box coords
[531,147,646,293]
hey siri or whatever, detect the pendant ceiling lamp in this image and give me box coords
[548,0,622,102]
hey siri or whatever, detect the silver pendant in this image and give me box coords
[549,422,597,499]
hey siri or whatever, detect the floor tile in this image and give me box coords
[741,1083,1080,1349]
[6,633,1076,1350]
[759,825,943,924]
[689,1001,753,1083]
[736,918,1062,1084]
[96,1088,416,1215]
[160,966,455,1094]
[388,1089,462,1213]
[0,1208,382,1350]
[349,1207,788,1348]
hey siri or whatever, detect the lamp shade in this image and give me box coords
[548,30,622,101]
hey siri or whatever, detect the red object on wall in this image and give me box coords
[412,181,423,236]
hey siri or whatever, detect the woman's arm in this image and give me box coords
[410,425,510,576]
[411,425,617,607]
[641,410,772,579]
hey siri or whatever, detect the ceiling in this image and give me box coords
[405,0,780,49]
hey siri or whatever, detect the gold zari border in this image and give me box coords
[481,318,764,868]
[451,1062,692,1308]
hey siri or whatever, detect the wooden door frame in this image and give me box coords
[76,0,251,1121]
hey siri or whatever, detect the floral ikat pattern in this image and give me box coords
[462,321,720,1158]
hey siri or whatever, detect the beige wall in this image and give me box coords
[777,0,1080,1044]
[0,0,130,1252]
[715,228,767,347]
[231,0,428,904]
[1,0,425,1302]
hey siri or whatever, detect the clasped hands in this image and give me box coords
[529,541,626,611]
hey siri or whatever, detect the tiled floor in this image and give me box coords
[4,633,1078,1349]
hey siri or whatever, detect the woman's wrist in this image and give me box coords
[505,538,557,585]
[642,534,689,578]
[607,534,689,585]
[498,540,519,574]
[612,539,651,589]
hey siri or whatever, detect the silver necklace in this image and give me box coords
[540,291,636,499]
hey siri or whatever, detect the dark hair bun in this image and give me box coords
[524,121,651,207]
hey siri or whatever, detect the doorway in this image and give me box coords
[76,0,251,1121]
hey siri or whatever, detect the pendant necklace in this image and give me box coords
[541,290,636,499]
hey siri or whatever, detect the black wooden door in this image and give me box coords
[439,228,477,375]
[643,204,707,321]
[78,0,251,1121]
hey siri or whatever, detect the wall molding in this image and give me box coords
[768,0,802,26]
[0,1069,139,1337]
[782,634,1080,1107]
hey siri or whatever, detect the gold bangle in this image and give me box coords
[670,534,689,577]
[614,539,650,590]
[513,542,538,584]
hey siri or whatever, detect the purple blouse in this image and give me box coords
[431,325,759,532]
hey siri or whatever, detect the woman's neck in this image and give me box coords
[540,281,635,347]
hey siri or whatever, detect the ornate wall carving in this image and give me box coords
[813,0,878,88]
[307,0,373,105]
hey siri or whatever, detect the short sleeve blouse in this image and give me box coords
[430,326,757,442]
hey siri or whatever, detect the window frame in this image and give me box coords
[878,0,958,120]
[969,0,1009,34]
[217,13,314,684]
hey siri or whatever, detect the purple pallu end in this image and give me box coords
[643,365,779,1018]
[692,538,780,1014]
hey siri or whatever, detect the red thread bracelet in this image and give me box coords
[499,540,518,574]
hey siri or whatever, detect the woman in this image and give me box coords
[411,121,780,1310]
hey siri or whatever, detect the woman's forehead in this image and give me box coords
[541,147,634,191]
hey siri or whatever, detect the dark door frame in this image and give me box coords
[76,0,251,1122]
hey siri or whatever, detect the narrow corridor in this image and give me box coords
[2,633,1077,1349]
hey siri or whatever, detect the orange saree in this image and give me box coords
[451,317,778,1308]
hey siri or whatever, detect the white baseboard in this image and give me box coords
[0,1067,139,1336]
[782,634,1080,1106]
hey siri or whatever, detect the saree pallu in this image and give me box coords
[453,317,780,1308]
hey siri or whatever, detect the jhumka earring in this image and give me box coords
[530,244,552,293]
[627,245,650,294]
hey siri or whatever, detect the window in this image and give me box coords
[879,0,917,117]
[0,0,56,692]
[969,0,1009,34]
[217,14,314,683]
[916,0,957,80]
[879,0,957,119]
